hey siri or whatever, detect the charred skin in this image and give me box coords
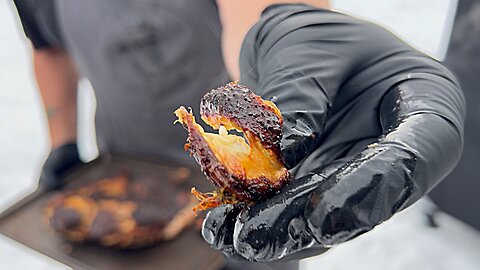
[175,108,287,202]
[175,82,291,212]
[45,172,195,249]
[201,82,283,157]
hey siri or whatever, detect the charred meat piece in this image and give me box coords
[175,82,291,213]
[44,171,196,249]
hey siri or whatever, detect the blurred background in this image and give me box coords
[1,0,479,269]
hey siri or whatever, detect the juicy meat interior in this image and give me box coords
[181,110,287,182]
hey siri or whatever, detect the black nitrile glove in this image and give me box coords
[40,143,82,190]
[202,4,465,262]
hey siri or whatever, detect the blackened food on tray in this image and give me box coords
[44,170,195,249]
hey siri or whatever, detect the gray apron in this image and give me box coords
[54,1,297,269]
[56,0,228,165]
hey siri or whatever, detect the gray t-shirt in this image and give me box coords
[40,0,228,164]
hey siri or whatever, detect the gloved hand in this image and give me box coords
[202,4,466,262]
[40,143,82,190]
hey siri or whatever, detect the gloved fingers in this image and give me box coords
[46,143,81,171]
[231,174,326,262]
[212,162,340,262]
[39,168,61,190]
[202,204,242,256]
[233,205,316,262]
[202,160,348,261]
[379,73,465,134]
[280,108,326,169]
[377,76,465,190]
[39,143,82,190]
[305,76,465,246]
[306,144,417,246]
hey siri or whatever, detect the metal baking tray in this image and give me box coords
[0,155,224,270]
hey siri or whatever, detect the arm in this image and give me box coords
[33,47,82,189]
[13,0,78,148]
[33,47,78,148]
[216,0,329,80]
[14,0,82,189]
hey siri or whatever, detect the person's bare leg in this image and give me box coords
[216,0,330,80]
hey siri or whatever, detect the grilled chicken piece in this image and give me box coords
[45,171,195,249]
[175,82,291,213]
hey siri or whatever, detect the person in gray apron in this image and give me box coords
[13,0,297,269]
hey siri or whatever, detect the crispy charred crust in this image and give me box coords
[176,107,290,203]
[45,172,196,249]
[201,82,283,158]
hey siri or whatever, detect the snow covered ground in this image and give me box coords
[1,0,479,269]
